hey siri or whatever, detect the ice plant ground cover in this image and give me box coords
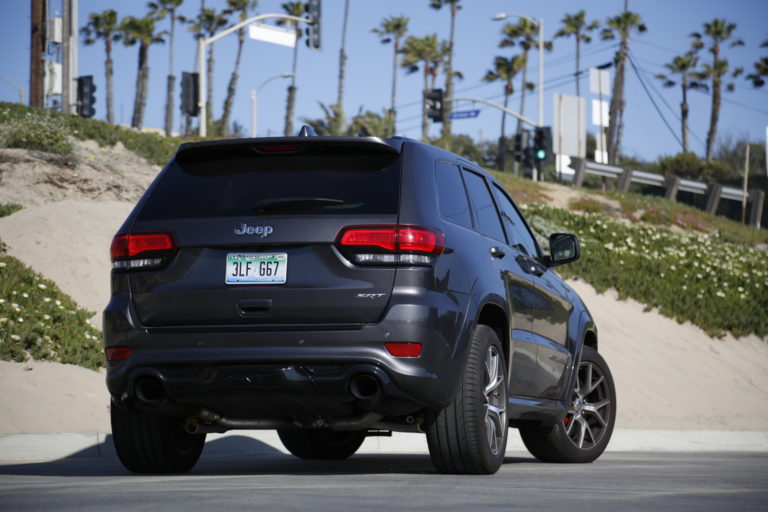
[524,204,768,338]
[0,251,103,370]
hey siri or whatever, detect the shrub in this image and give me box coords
[0,203,23,217]
[0,252,103,370]
[568,196,605,214]
[2,110,73,154]
[523,204,768,338]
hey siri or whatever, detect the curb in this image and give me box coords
[1,429,767,462]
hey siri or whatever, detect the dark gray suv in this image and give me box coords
[104,133,615,474]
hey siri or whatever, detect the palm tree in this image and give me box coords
[500,19,551,134]
[277,1,305,136]
[336,0,351,126]
[372,15,410,136]
[120,15,165,130]
[400,34,448,140]
[219,0,258,137]
[80,9,120,124]
[554,11,599,97]
[428,0,462,142]
[148,0,184,137]
[187,7,231,130]
[655,53,707,154]
[600,10,647,164]
[483,55,524,172]
[691,19,745,160]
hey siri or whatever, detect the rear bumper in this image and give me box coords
[103,289,473,421]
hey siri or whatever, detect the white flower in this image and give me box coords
[0,262,6,268]
[22,293,29,298]
[44,297,51,303]
[10,334,20,341]
[38,284,47,290]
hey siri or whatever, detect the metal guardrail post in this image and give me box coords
[749,189,765,229]
[570,157,586,188]
[664,175,681,201]
[705,184,723,215]
[618,168,634,193]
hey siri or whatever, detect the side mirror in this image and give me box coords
[545,233,580,267]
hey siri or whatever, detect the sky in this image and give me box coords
[1,0,767,163]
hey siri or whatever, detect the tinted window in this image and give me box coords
[491,184,539,257]
[435,162,472,229]
[138,149,400,220]
[462,170,505,241]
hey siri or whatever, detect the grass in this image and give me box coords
[0,249,103,370]
[0,102,195,166]
[0,203,23,217]
[523,203,768,338]
[490,170,552,205]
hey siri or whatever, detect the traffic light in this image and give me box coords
[513,131,529,162]
[181,72,199,117]
[304,0,321,50]
[425,88,444,123]
[533,126,553,163]
[76,76,96,118]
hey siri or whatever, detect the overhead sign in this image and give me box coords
[249,23,296,48]
[448,109,480,120]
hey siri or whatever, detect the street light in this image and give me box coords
[251,73,294,138]
[492,12,544,128]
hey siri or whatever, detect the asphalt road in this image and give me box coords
[0,441,766,512]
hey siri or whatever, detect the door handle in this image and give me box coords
[490,247,506,258]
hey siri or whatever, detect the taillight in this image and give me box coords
[110,232,177,270]
[335,225,444,266]
[105,347,132,361]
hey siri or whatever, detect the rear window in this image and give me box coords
[137,146,401,220]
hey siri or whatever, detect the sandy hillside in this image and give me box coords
[0,141,767,434]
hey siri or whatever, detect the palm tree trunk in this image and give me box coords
[284,28,300,136]
[105,39,114,124]
[337,0,350,109]
[681,81,689,154]
[706,75,720,160]
[131,43,150,129]
[517,50,529,134]
[220,29,245,137]
[441,4,457,141]
[607,39,628,164]
[206,45,214,128]
[575,35,581,97]
[389,40,399,136]
[421,67,429,140]
[498,91,510,172]
[164,12,176,137]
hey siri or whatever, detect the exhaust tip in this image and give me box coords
[349,374,382,401]
[134,376,166,404]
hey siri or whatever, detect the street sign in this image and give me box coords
[448,109,480,120]
[553,93,586,158]
[249,23,296,47]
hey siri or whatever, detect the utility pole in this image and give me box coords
[61,0,78,113]
[29,0,45,107]
[741,143,750,225]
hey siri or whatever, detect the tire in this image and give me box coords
[426,324,508,474]
[519,345,616,463]
[111,400,206,474]
[277,429,367,460]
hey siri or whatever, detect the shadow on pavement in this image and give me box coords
[0,434,537,477]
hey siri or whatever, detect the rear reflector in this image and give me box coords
[336,225,444,266]
[105,347,132,361]
[385,343,422,358]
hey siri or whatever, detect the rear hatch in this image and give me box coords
[123,138,402,327]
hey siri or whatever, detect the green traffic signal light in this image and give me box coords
[535,149,546,160]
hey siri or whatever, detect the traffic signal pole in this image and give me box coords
[196,12,314,137]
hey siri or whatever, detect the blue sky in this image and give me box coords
[1,0,767,163]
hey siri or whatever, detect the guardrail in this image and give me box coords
[567,159,765,229]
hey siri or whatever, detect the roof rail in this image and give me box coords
[298,125,317,137]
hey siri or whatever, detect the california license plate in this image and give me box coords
[225,253,287,284]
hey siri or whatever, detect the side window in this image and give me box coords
[491,184,539,257]
[435,162,472,229]
[462,169,505,241]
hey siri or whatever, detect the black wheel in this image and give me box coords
[426,324,508,474]
[277,429,367,459]
[111,400,206,474]
[519,346,616,463]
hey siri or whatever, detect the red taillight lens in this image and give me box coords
[105,347,132,361]
[335,225,444,266]
[385,343,422,358]
[255,145,299,152]
[110,232,176,260]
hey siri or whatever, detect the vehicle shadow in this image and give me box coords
[0,434,539,477]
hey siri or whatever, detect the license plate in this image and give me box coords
[225,253,287,284]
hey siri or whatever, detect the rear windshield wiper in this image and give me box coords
[252,197,346,212]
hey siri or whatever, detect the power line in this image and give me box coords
[627,51,684,150]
